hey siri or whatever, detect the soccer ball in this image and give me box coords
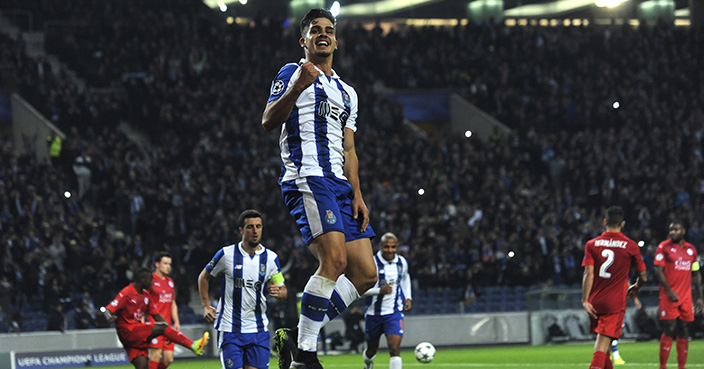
[414,342,435,363]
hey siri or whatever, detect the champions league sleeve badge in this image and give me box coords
[271,80,285,95]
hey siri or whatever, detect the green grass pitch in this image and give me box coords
[89,340,703,369]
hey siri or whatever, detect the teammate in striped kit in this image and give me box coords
[147,252,180,369]
[198,209,287,369]
[262,7,377,369]
[361,233,412,369]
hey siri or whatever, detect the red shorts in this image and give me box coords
[659,297,694,322]
[148,334,175,351]
[589,310,625,339]
[116,324,153,362]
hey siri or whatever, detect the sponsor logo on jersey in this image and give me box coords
[675,259,692,271]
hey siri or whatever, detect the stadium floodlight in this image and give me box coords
[330,1,341,17]
[218,1,227,12]
[594,0,628,8]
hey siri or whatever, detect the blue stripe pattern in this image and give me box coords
[300,292,329,323]
[232,250,243,333]
[373,254,385,315]
[326,290,347,320]
[313,76,332,176]
[255,251,268,331]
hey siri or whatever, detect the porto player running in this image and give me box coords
[147,252,180,369]
[654,222,703,369]
[101,267,209,369]
[581,206,647,369]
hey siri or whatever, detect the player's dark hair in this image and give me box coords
[604,206,624,227]
[669,220,686,230]
[154,251,171,264]
[135,267,152,281]
[300,8,336,36]
[238,209,262,228]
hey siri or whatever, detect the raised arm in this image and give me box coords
[261,62,320,131]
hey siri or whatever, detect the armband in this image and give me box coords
[693,261,700,272]
[271,272,285,286]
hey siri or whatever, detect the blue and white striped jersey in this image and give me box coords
[267,59,359,182]
[364,251,412,317]
[205,242,283,333]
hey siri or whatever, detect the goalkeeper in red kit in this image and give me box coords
[581,206,647,369]
[101,267,209,369]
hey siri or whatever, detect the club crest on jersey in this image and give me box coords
[687,249,694,256]
[325,210,337,224]
[656,254,664,261]
[168,280,174,288]
[342,90,351,106]
[260,264,266,276]
[144,297,149,304]
[271,80,285,95]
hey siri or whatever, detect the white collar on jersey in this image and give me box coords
[299,58,339,79]
[238,241,264,257]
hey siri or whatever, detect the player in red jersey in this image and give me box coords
[654,221,703,369]
[101,267,209,369]
[147,252,180,369]
[581,206,647,369]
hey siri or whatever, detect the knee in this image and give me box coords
[164,357,174,366]
[361,270,378,292]
[325,254,348,276]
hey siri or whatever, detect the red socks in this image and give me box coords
[660,334,673,368]
[676,337,688,369]
[163,327,193,348]
[604,355,613,369]
[590,351,607,369]
[148,360,168,369]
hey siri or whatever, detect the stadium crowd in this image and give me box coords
[0,0,703,331]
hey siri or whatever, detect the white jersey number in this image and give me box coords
[599,249,615,278]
